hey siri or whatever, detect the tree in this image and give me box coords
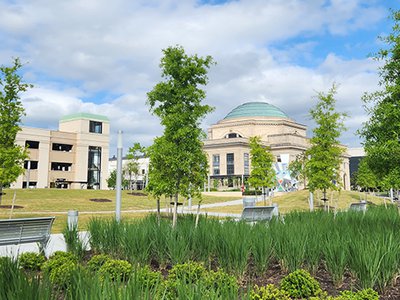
[359,10,400,192]
[106,169,129,190]
[146,45,214,227]
[124,142,145,193]
[306,85,346,204]
[248,136,276,205]
[0,58,31,204]
[288,153,308,189]
[355,158,377,194]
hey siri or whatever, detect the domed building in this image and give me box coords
[203,102,350,191]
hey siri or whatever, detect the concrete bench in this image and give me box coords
[0,217,55,249]
[241,206,278,222]
[349,201,367,212]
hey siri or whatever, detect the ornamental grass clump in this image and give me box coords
[250,223,273,276]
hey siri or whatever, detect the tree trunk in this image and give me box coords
[172,193,178,228]
[262,186,266,206]
[156,198,161,226]
[323,189,327,211]
[0,184,2,206]
[195,200,201,228]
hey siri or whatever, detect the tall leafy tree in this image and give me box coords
[359,10,400,191]
[355,158,377,193]
[306,85,346,202]
[0,58,31,203]
[146,45,214,227]
[248,136,275,205]
[124,142,145,192]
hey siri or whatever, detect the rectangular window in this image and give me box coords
[24,161,38,169]
[87,146,102,189]
[212,154,220,175]
[25,140,40,149]
[244,153,249,175]
[52,143,73,152]
[89,121,102,133]
[22,181,37,188]
[51,162,72,171]
[227,153,234,175]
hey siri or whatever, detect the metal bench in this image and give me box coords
[349,201,367,212]
[0,217,55,249]
[241,206,278,222]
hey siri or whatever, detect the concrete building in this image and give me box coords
[203,102,351,191]
[12,113,110,189]
[108,156,149,190]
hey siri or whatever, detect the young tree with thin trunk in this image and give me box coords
[146,45,214,228]
[288,153,308,189]
[0,58,31,204]
[124,142,145,193]
[359,10,400,193]
[248,136,276,205]
[306,85,346,206]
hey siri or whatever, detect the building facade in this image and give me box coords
[12,113,110,189]
[204,102,351,191]
[108,156,149,190]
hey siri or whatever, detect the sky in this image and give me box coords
[1,0,399,156]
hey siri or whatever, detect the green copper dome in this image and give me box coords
[223,102,289,120]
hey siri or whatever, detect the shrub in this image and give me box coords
[204,268,238,292]
[48,260,78,287]
[41,251,78,275]
[249,284,290,300]
[280,269,322,298]
[98,259,132,281]
[168,261,207,284]
[334,288,379,300]
[134,265,162,289]
[18,252,45,271]
[87,254,111,272]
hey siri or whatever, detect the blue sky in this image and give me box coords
[0,0,399,154]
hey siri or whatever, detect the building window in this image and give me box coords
[244,153,249,175]
[22,181,37,188]
[227,153,234,175]
[51,162,72,171]
[24,161,38,169]
[25,140,39,149]
[87,146,101,189]
[89,121,102,133]
[226,133,242,139]
[52,143,73,152]
[212,154,220,175]
[277,155,282,163]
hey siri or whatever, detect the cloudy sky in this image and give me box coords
[1,0,399,155]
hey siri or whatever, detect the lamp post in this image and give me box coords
[116,130,123,222]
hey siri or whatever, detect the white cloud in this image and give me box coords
[0,0,391,153]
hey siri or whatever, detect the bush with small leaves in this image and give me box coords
[204,268,238,293]
[280,269,322,299]
[41,251,78,275]
[249,284,290,300]
[48,260,78,287]
[168,261,207,284]
[334,288,379,300]
[87,254,111,273]
[98,259,132,281]
[134,265,162,289]
[18,252,45,271]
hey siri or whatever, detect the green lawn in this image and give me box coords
[204,190,389,214]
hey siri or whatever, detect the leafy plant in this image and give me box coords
[98,259,133,281]
[87,254,111,273]
[249,284,290,300]
[18,252,45,271]
[280,269,322,298]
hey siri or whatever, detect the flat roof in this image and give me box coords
[60,113,109,123]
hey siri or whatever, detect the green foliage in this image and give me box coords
[355,158,377,190]
[288,153,308,187]
[204,268,239,294]
[124,142,145,191]
[248,136,275,192]
[306,84,346,193]
[48,260,78,287]
[146,46,215,226]
[249,284,290,300]
[168,261,207,284]
[134,265,162,289]
[98,259,133,281]
[41,251,78,275]
[280,269,322,298]
[334,288,379,300]
[359,10,400,190]
[62,222,86,260]
[0,58,31,197]
[87,254,111,272]
[106,169,129,189]
[18,252,45,271]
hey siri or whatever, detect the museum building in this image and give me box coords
[203,102,350,191]
[12,113,110,190]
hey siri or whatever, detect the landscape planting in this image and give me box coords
[2,204,400,299]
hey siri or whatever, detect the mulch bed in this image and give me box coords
[0,205,23,209]
[89,198,112,203]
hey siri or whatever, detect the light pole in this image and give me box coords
[116,130,123,222]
